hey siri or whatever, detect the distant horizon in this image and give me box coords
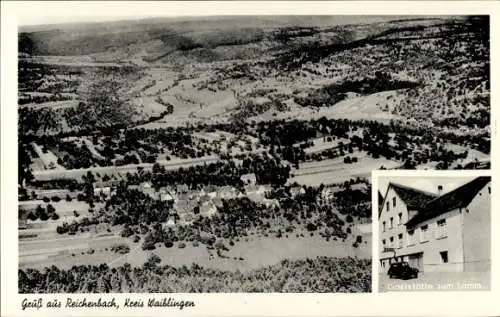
[19,15,446,32]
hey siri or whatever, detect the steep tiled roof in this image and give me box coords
[389,182,437,210]
[406,176,491,227]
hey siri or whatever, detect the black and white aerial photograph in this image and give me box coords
[16,14,489,293]
[378,174,491,292]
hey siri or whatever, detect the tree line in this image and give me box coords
[19,256,371,293]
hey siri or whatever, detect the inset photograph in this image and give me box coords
[377,173,491,292]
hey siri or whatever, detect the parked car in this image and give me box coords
[387,262,419,279]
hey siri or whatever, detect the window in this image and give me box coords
[420,225,429,242]
[436,219,447,238]
[393,197,396,207]
[390,217,394,229]
[398,233,403,248]
[440,251,448,264]
[387,201,390,212]
[407,230,415,246]
[389,236,394,248]
[382,221,386,232]
[382,239,386,246]
[398,213,402,225]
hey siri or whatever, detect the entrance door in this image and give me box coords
[408,252,424,272]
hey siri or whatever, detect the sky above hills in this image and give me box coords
[378,176,477,198]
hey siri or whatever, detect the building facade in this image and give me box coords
[379,177,491,274]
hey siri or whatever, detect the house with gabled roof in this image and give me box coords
[379,177,491,274]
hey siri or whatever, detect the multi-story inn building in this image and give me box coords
[379,177,491,273]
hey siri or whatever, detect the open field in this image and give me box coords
[19,234,370,273]
[303,137,350,154]
[31,143,65,170]
[250,90,405,124]
[111,236,370,272]
[19,233,125,268]
[19,99,79,110]
[291,155,400,186]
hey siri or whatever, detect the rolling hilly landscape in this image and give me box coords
[17,15,489,293]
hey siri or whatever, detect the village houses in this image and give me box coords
[131,179,276,225]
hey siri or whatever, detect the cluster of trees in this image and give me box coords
[343,156,358,164]
[18,67,138,136]
[199,198,272,239]
[120,155,291,189]
[332,185,371,218]
[294,73,419,108]
[56,217,99,235]
[120,128,200,160]
[276,186,349,241]
[18,143,34,189]
[18,107,62,135]
[41,196,63,203]
[70,77,134,131]
[250,117,489,166]
[29,179,82,191]
[154,98,175,114]
[18,61,82,93]
[25,204,59,221]
[271,17,490,135]
[18,61,53,91]
[270,20,443,71]
[229,116,473,166]
[18,256,371,293]
[274,26,320,44]
[232,97,288,122]
[105,188,173,227]
[110,243,130,254]
[19,112,489,188]
[376,19,489,131]
[55,140,103,169]
[27,125,208,169]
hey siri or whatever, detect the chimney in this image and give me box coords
[437,185,443,196]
